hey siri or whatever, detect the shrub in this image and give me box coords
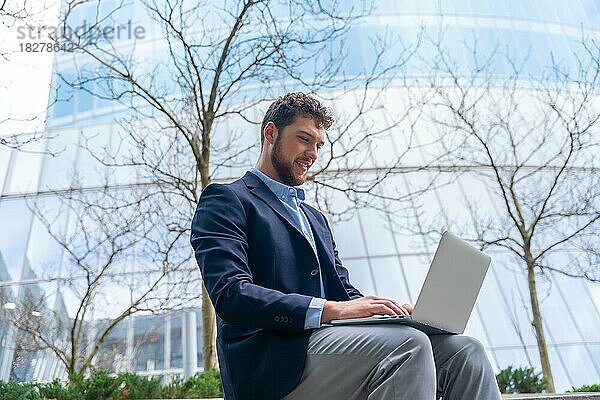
[116,373,163,399]
[181,369,223,398]
[496,365,547,394]
[568,383,600,392]
[0,381,40,400]
[38,379,83,400]
[0,368,223,399]
[68,370,123,400]
[162,369,223,399]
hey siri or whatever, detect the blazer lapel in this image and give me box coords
[242,172,307,239]
[299,203,335,267]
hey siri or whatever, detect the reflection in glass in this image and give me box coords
[5,140,45,194]
[557,345,599,389]
[331,213,366,258]
[0,147,12,193]
[344,258,376,295]
[39,129,79,190]
[359,208,396,256]
[494,348,531,371]
[371,256,410,301]
[25,199,67,280]
[474,267,520,347]
[0,200,34,280]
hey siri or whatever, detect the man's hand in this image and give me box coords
[321,296,414,324]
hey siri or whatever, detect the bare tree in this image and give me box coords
[47,0,449,373]
[0,184,199,377]
[420,33,600,392]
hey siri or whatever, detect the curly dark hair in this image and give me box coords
[260,92,334,146]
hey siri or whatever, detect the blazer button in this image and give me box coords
[310,269,319,276]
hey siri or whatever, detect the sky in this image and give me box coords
[0,0,61,137]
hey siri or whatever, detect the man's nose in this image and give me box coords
[306,144,318,160]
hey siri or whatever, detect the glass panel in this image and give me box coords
[51,71,75,119]
[209,113,257,180]
[344,258,375,295]
[414,0,439,15]
[539,273,582,344]
[5,279,53,381]
[0,147,12,193]
[581,0,600,25]
[474,265,521,347]
[371,256,410,302]
[485,0,508,17]
[5,139,45,193]
[25,199,66,279]
[400,254,430,303]
[539,0,561,23]
[76,125,111,187]
[39,129,79,190]
[0,200,33,280]
[133,314,164,372]
[553,274,600,342]
[494,347,531,370]
[494,257,537,345]
[170,312,182,369]
[77,84,93,113]
[556,344,599,389]
[524,345,542,372]
[503,1,527,19]
[517,1,539,20]
[548,345,572,392]
[359,208,396,256]
[588,344,600,378]
[95,318,129,372]
[196,309,203,368]
[391,229,425,256]
[463,307,492,349]
[330,213,366,258]
[106,127,139,186]
[588,281,600,325]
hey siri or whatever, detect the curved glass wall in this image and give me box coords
[1,0,599,391]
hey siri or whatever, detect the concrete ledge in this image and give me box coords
[503,394,600,400]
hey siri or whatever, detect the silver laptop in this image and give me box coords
[329,231,491,335]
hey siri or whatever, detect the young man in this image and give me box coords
[190,92,502,400]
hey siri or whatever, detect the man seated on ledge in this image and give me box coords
[190,92,503,400]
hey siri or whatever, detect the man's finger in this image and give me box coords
[373,303,397,316]
[372,299,405,315]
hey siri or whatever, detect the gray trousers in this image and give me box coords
[283,325,502,400]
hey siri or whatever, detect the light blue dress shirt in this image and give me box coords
[249,168,326,329]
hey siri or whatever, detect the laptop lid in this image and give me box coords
[411,231,491,334]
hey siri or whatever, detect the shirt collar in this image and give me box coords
[249,168,306,202]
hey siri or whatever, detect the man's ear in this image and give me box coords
[263,121,278,146]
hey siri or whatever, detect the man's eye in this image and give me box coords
[300,137,309,142]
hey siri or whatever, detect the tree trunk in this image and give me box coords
[201,284,217,371]
[198,137,217,372]
[526,256,555,392]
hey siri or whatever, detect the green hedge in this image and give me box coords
[567,383,600,392]
[5,367,598,399]
[0,369,222,400]
[495,365,547,394]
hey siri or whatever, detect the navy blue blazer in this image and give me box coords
[190,171,363,400]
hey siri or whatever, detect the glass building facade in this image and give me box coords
[1,0,599,391]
